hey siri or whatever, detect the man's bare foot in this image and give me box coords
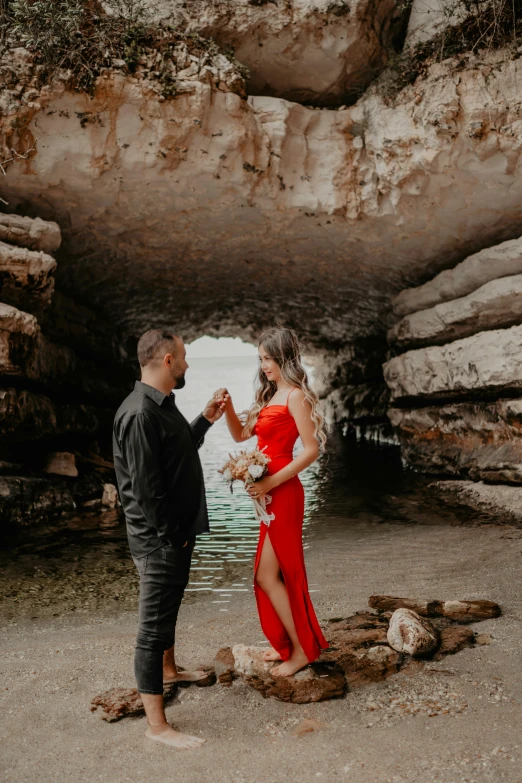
[271,649,309,677]
[263,647,282,662]
[163,669,208,685]
[145,725,205,749]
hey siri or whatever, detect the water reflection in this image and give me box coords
[0,357,491,623]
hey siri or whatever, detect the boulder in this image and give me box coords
[388,400,522,483]
[369,595,444,616]
[387,608,439,657]
[393,235,522,317]
[231,645,346,703]
[0,213,61,254]
[0,241,57,314]
[389,274,522,349]
[384,325,522,403]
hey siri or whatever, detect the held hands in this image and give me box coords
[203,388,230,423]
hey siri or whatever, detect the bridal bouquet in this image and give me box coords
[219,447,275,527]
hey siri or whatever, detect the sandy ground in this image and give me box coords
[2,516,522,783]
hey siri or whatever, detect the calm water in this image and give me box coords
[0,357,485,621]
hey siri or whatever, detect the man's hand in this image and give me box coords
[203,389,230,423]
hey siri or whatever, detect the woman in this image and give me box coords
[221,327,328,677]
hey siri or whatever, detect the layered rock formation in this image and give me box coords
[385,235,522,483]
[0,214,135,529]
[145,0,409,106]
[3,2,522,492]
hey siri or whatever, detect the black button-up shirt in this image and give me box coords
[113,380,212,559]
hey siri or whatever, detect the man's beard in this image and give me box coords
[172,371,186,389]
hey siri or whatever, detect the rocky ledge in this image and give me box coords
[0,212,135,530]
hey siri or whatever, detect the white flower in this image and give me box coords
[223,468,232,481]
[248,464,264,479]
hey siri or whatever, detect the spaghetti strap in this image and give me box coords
[285,387,298,407]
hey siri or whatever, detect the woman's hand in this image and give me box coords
[246,476,275,501]
[213,387,232,411]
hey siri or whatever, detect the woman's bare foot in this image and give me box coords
[163,668,208,685]
[263,647,282,662]
[145,724,206,749]
[271,649,309,677]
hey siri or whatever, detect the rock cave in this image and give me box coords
[2,0,522,526]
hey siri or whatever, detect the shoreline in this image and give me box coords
[2,509,522,783]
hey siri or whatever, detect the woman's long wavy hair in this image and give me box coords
[242,327,328,452]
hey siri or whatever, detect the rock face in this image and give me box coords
[147,0,408,106]
[389,273,522,350]
[392,235,522,317]
[3,44,522,358]
[385,325,522,403]
[0,213,135,529]
[389,400,522,483]
[232,644,347,703]
[386,232,522,483]
[387,608,439,657]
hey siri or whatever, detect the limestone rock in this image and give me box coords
[232,645,346,703]
[435,479,522,525]
[0,387,99,441]
[393,235,522,317]
[389,274,522,349]
[3,47,522,351]
[148,0,408,106]
[101,483,118,508]
[0,304,131,404]
[388,400,522,483]
[0,474,105,527]
[405,0,475,47]
[0,241,57,314]
[384,325,522,403]
[0,213,61,254]
[43,452,78,477]
[387,608,439,657]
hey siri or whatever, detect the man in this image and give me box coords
[113,328,228,749]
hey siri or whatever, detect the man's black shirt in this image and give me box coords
[113,381,212,559]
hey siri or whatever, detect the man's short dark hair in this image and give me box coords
[137,329,179,368]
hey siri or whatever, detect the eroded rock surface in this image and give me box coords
[147,0,408,106]
[384,325,522,403]
[388,400,522,483]
[232,644,347,703]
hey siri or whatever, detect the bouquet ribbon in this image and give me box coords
[250,488,275,527]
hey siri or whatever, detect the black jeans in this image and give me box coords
[132,538,195,695]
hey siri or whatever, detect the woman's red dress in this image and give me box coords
[253,394,328,663]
